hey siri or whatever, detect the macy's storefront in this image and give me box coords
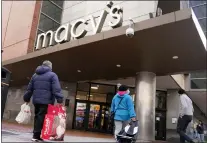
[2,5,206,141]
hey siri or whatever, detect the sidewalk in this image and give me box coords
[2,121,168,142]
[2,121,114,142]
[2,121,113,139]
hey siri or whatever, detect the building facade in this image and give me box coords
[2,0,207,141]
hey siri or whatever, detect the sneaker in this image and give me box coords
[31,138,39,142]
[31,138,44,142]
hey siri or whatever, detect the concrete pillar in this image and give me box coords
[135,72,156,141]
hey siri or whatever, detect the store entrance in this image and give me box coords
[74,100,113,133]
[73,82,167,140]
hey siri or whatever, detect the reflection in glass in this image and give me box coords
[77,82,90,92]
[156,91,166,109]
[76,91,88,100]
[198,18,207,32]
[191,71,207,78]
[101,106,110,131]
[189,1,206,7]
[191,79,207,89]
[89,93,106,102]
[39,14,60,32]
[90,84,115,93]
[88,104,100,129]
[75,102,86,128]
[193,5,206,18]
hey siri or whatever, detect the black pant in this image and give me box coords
[33,104,48,139]
[177,115,193,143]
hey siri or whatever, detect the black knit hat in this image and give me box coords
[118,85,129,91]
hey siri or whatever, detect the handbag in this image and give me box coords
[110,97,124,122]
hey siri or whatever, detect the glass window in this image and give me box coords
[74,102,87,128]
[189,1,206,7]
[90,84,115,93]
[156,91,167,109]
[89,93,107,102]
[191,71,207,78]
[89,84,115,103]
[76,91,88,100]
[192,4,206,19]
[51,0,64,8]
[198,18,207,32]
[38,14,60,31]
[191,79,207,89]
[41,1,62,22]
[106,92,115,104]
[129,87,135,101]
[77,83,90,92]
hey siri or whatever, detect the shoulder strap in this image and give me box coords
[114,97,124,113]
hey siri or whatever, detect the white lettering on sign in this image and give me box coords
[71,19,87,39]
[35,1,123,50]
[89,10,108,35]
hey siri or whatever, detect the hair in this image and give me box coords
[42,60,52,69]
[118,85,129,91]
[178,88,185,95]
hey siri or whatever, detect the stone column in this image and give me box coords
[134,72,156,141]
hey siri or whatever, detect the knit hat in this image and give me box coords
[118,85,129,91]
[42,60,52,69]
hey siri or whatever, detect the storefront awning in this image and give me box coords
[3,8,206,86]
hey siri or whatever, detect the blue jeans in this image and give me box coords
[197,134,205,142]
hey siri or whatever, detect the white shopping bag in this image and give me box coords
[15,103,31,124]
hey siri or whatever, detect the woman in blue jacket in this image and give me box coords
[111,85,136,140]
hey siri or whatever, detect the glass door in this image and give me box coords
[88,104,101,130]
[74,101,87,129]
[155,111,166,140]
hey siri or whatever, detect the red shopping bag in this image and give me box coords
[41,104,66,141]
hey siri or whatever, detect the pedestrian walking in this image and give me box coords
[197,120,205,142]
[110,85,136,141]
[23,60,64,142]
[176,89,195,143]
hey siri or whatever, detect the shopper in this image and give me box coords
[186,121,194,140]
[177,89,195,143]
[23,60,63,142]
[111,85,136,141]
[197,120,205,142]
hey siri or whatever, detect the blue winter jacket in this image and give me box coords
[111,93,136,121]
[23,65,63,105]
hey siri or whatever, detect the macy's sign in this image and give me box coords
[36,1,123,50]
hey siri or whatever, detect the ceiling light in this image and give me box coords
[91,86,98,90]
[172,56,178,59]
[116,64,121,67]
[76,98,80,99]
[65,87,68,89]
[77,70,81,73]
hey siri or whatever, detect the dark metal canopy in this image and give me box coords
[3,9,207,86]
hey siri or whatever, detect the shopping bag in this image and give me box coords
[15,103,31,124]
[41,104,66,141]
